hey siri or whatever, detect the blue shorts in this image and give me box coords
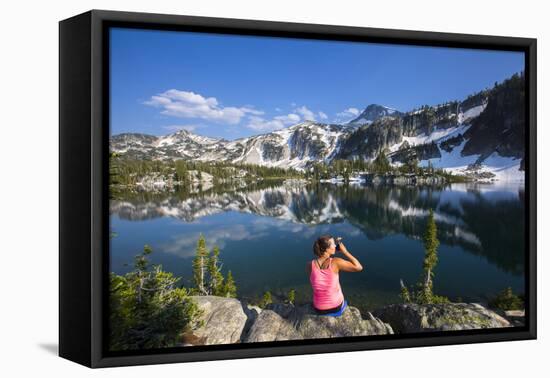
[317,299,347,317]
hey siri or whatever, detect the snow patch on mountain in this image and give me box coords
[458,103,487,124]
[419,140,479,172]
[478,153,523,182]
[389,124,471,153]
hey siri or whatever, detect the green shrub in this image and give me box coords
[109,245,202,351]
[287,289,296,305]
[489,287,524,311]
[259,291,273,308]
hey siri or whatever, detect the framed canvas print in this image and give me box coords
[59,9,537,368]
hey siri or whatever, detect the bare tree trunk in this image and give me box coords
[423,268,432,301]
[200,256,208,295]
[424,268,431,289]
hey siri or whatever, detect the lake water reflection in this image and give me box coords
[110,181,525,311]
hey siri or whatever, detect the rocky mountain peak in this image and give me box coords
[348,104,403,126]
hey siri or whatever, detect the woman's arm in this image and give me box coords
[334,243,363,272]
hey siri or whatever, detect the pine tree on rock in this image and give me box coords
[287,288,296,305]
[223,270,237,298]
[398,208,448,304]
[260,290,272,308]
[192,234,209,295]
[421,208,439,303]
[207,245,225,296]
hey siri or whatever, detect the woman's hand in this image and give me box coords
[338,242,349,253]
[335,243,363,272]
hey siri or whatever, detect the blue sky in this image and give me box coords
[110,27,524,140]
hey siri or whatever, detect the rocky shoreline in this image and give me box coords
[179,296,519,346]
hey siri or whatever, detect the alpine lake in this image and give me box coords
[110,179,525,313]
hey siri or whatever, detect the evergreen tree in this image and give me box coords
[207,245,225,296]
[399,279,411,303]
[192,234,209,295]
[373,150,391,174]
[109,245,202,351]
[223,270,237,298]
[260,291,272,308]
[108,153,122,239]
[420,208,439,303]
[489,287,524,311]
[109,152,123,200]
[399,209,449,304]
[406,156,419,174]
[287,288,296,305]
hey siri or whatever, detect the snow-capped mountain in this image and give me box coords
[110,72,525,180]
[228,121,353,169]
[347,104,403,126]
[111,130,233,160]
[111,121,353,170]
[334,72,525,180]
[335,96,491,162]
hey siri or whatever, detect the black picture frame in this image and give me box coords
[59,9,537,368]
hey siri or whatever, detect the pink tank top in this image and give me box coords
[310,258,344,310]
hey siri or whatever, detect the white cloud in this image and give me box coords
[251,217,319,238]
[250,106,325,131]
[246,113,301,132]
[246,116,287,132]
[145,89,263,124]
[334,107,362,124]
[146,90,325,133]
[337,107,360,118]
[240,106,265,116]
[160,224,267,258]
[294,105,316,121]
[274,113,301,124]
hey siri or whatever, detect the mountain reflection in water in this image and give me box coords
[110,181,525,311]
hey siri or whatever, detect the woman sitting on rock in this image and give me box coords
[306,235,363,316]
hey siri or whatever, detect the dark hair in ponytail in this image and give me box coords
[313,235,333,257]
